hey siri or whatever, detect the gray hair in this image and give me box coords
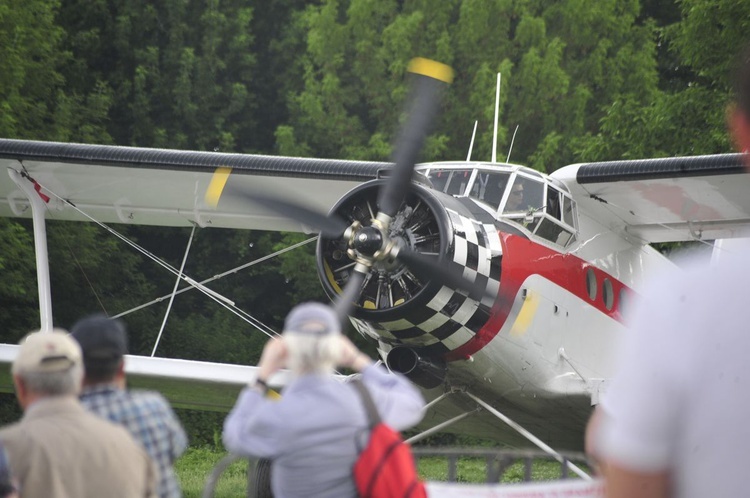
[17,363,83,397]
[284,332,342,375]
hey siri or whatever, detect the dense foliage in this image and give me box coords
[2,0,749,442]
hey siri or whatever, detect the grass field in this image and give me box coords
[177,446,588,498]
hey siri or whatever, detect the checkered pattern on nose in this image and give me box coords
[353,209,502,356]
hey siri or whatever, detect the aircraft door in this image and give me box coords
[526,286,568,366]
[505,275,568,376]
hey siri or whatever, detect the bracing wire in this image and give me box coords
[34,178,315,340]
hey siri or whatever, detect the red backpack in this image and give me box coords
[351,379,427,498]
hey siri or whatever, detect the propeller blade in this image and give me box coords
[378,58,453,218]
[397,248,493,303]
[333,270,366,323]
[222,186,350,238]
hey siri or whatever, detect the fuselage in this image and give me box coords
[316,160,674,448]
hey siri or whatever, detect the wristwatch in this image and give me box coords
[252,377,270,394]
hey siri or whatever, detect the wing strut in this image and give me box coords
[152,224,197,357]
[8,167,53,331]
[405,391,480,444]
[465,391,591,480]
[403,388,591,480]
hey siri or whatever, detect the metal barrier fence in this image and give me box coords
[202,447,592,498]
[411,447,591,483]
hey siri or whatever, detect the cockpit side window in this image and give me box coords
[502,176,543,215]
[562,196,575,227]
[428,169,473,196]
[546,186,562,220]
[533,185,578,247]
[469,172,511,209]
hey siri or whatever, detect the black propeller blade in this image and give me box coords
[332,270,366,323]
[377,58,454,219]
[206,58,497,325]
[223,186,350,238]
[328,58,454,321]
[396,247,492,303]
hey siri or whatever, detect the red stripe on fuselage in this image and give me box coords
[444,232,629,361]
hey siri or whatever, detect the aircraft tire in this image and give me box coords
[247,458,273,498]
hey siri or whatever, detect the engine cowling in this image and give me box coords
[316,181,503,364]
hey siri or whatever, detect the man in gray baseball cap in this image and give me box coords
[223,301,426,498]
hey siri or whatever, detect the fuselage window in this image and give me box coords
[602,278,614,310]
[586,268,597,301]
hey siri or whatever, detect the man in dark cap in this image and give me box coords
[223,301,425,498]
[71,314,188,498]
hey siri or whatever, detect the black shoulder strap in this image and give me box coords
[352,378,381,428]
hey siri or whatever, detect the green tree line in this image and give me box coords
[1,0,749,442]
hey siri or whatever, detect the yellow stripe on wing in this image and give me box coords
[205,167,232,207]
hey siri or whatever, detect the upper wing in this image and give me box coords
[552,154,750,243]
[0,139,389,232]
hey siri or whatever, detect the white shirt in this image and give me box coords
[598,239,750,498]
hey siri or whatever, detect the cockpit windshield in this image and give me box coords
[469,172,511,206]
[501,175,544,216]
[424,164,578,248]
[428,169,473,196]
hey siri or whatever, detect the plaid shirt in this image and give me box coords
[80,384,188,498]
[0,441,18,496]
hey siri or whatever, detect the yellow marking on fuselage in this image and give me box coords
[204,167,232,207]
[408,58,454,84]
[509,290,539,337]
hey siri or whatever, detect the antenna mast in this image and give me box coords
[506,125,519,163]
[491,73,501,163]
[466,121,478,161]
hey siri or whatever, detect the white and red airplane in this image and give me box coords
[1,60,749,457]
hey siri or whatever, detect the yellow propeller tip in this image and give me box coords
[205,167,232,207]
[408,58,454,84]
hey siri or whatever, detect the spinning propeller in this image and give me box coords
[207,58,491,322]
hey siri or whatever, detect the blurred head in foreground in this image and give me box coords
[282,302,342,375]
[730,41,750,166]
[12,330,83,408]
[70,314,128,384]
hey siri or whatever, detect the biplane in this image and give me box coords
[1,59,748,459]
